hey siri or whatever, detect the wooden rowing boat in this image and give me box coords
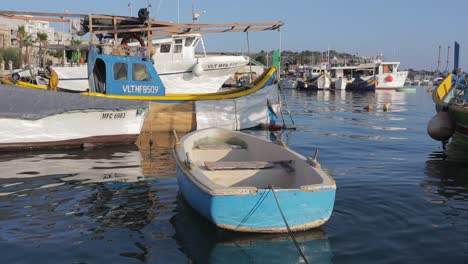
[174,128,336,233]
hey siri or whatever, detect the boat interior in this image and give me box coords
[179,131,333,191]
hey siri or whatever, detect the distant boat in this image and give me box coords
[346,77,377,91]
[296,71,332,90]
[330,61,408,90]
[174,128,336,233]
[332,77,348,90]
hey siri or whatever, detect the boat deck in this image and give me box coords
[191,147,296,189]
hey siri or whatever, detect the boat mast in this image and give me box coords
[444,45,450,73]
[436,45,441,73]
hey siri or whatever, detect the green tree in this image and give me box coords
[0,47,19,69]
[36,32,48,67]
[17,26,34,68]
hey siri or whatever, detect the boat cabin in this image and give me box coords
[87,44,166,96]
[151,34,203,62]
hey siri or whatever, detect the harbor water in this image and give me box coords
[1,88,467,263]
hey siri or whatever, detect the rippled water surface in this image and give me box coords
[1,88,467,263]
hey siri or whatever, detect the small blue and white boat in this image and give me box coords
[174,128,336,233]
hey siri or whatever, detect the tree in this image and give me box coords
[17,25,34,68]
[36,32,48,67]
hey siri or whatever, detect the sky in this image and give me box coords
[1,0,467,70]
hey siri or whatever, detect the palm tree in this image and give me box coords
[17,25,34,68]
[17,26,25,68]
[36,32,48,67]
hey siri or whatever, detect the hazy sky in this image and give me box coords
[2,0,466,70]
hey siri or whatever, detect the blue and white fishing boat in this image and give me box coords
[0,10,283,150]
[174,128,336,233]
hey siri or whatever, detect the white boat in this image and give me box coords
[333,77,348,90]
[174,127,336,233]
[330,61,408,90]
[50,34,249,94]
[0,11,283,151]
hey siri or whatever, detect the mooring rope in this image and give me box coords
[268,184,309,264]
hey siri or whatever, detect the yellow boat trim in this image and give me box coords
[12,81,49,90]
[434,74,452,101]
[13,67,276,101]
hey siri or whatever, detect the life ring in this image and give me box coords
[121,34,145,47]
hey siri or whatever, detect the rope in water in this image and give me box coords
[268,184,309,264]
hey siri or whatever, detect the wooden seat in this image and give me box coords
[195,143,244,150]
[204,160,292,171]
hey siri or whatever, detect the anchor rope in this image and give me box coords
[268,184,309,264]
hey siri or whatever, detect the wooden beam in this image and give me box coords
[0,14,69,23]
[91,21,284,35]
[0,10,87,18]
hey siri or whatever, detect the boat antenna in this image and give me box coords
[128,1,133,16]
[152,0,163,19]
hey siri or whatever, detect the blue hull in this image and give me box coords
[176,166,336,233]
[346,84,375,92]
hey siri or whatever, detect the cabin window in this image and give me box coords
[113,63,128,80]
[174,39,183,53]
[160,44,171,53]
[132,63,151,81]
[185,37,195,47]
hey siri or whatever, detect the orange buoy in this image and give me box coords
[364,104,374,111]
[385,75,393,82]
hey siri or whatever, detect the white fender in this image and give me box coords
[192,61,204,77]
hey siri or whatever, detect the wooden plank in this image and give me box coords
[195,144,243,150]
[0,15,69,23]
[205,161,276,171]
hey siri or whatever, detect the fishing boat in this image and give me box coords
[174,128,336,233]
[296,71,332,90]
[345,76,377,91]
[427,72,468,143]
[49,33,250,93]
[329,61,408,90]
[0,10,283,151]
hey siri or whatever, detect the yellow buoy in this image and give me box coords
[383,103,391,112]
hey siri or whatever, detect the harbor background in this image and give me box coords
[1,87,467,263]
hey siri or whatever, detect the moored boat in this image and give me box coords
[174,128,336,233]
[427,72,468,143]
[345,77,377,91]
[49,33,250,94]
[0,11,283,151]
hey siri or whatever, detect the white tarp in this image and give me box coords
[195,84,279,130]
[51,65,89,91]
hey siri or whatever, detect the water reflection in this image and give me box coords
[444,132,468,161]
[0,143,180,263]
[171,197,333,264]
[423,152,468,209]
